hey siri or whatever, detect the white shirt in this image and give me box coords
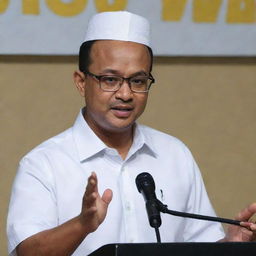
[7,109,225,256]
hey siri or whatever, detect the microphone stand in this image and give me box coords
[154,227,161,243]
[156,199,241,226]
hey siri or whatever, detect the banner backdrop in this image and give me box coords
[0,0,255,56]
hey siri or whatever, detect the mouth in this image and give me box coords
[110,105,134,118]
[111,106,133,111]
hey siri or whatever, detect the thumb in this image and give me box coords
[102,189,113,205]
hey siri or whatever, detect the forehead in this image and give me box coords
[89,40,151,73]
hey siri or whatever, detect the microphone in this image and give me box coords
[135,172,162,228]
[136,172,242,229]
[136,172,242,243]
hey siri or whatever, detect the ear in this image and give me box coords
[73,70,86,97]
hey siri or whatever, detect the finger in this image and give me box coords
[236,203,256,221]
[102,189,113,205]
[240,222,252,229]
[248,213,256,224]
[90,172,98,193]
[85,172,98,196]
[247,223,256,232]
[85,205,98,216]
[84,192,97,208]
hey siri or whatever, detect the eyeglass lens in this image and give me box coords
[99,75,152,92]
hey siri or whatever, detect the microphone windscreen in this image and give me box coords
[136,172,155,192]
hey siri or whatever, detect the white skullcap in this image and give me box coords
[84,11,150,47]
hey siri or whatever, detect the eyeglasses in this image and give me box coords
[83,71,155,93]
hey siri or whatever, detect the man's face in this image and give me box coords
[77,40,151,134]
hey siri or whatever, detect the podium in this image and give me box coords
[88,242,256,256]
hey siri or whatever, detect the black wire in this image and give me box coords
[154,227,161,243]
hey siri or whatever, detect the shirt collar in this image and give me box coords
[72,109,158,162]
[72,109,107,162]
[131,124,158,159]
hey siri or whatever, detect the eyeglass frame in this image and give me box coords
[83,70,155,93]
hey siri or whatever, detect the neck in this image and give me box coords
[99,128,134,159]
[83,113,134,160]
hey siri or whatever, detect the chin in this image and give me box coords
[106,120,135,132]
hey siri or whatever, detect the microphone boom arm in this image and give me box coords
[157,200,241,227]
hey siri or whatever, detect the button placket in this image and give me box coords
[120,165,138,243]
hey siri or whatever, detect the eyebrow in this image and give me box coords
[100,69,149,77]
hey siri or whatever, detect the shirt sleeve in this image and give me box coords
[182,146,225,242]
[7,153,58,255]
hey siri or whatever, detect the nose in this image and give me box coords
[115,80,133,102]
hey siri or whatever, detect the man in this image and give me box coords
[7,11,256,256]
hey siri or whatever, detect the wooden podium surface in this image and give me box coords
[88,242,256,256]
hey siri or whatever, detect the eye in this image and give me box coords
[101,76,120,85]
[131,77,148,85]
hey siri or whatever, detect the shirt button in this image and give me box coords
[125,202,131,211]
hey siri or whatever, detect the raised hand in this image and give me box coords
[79,172,113,233]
